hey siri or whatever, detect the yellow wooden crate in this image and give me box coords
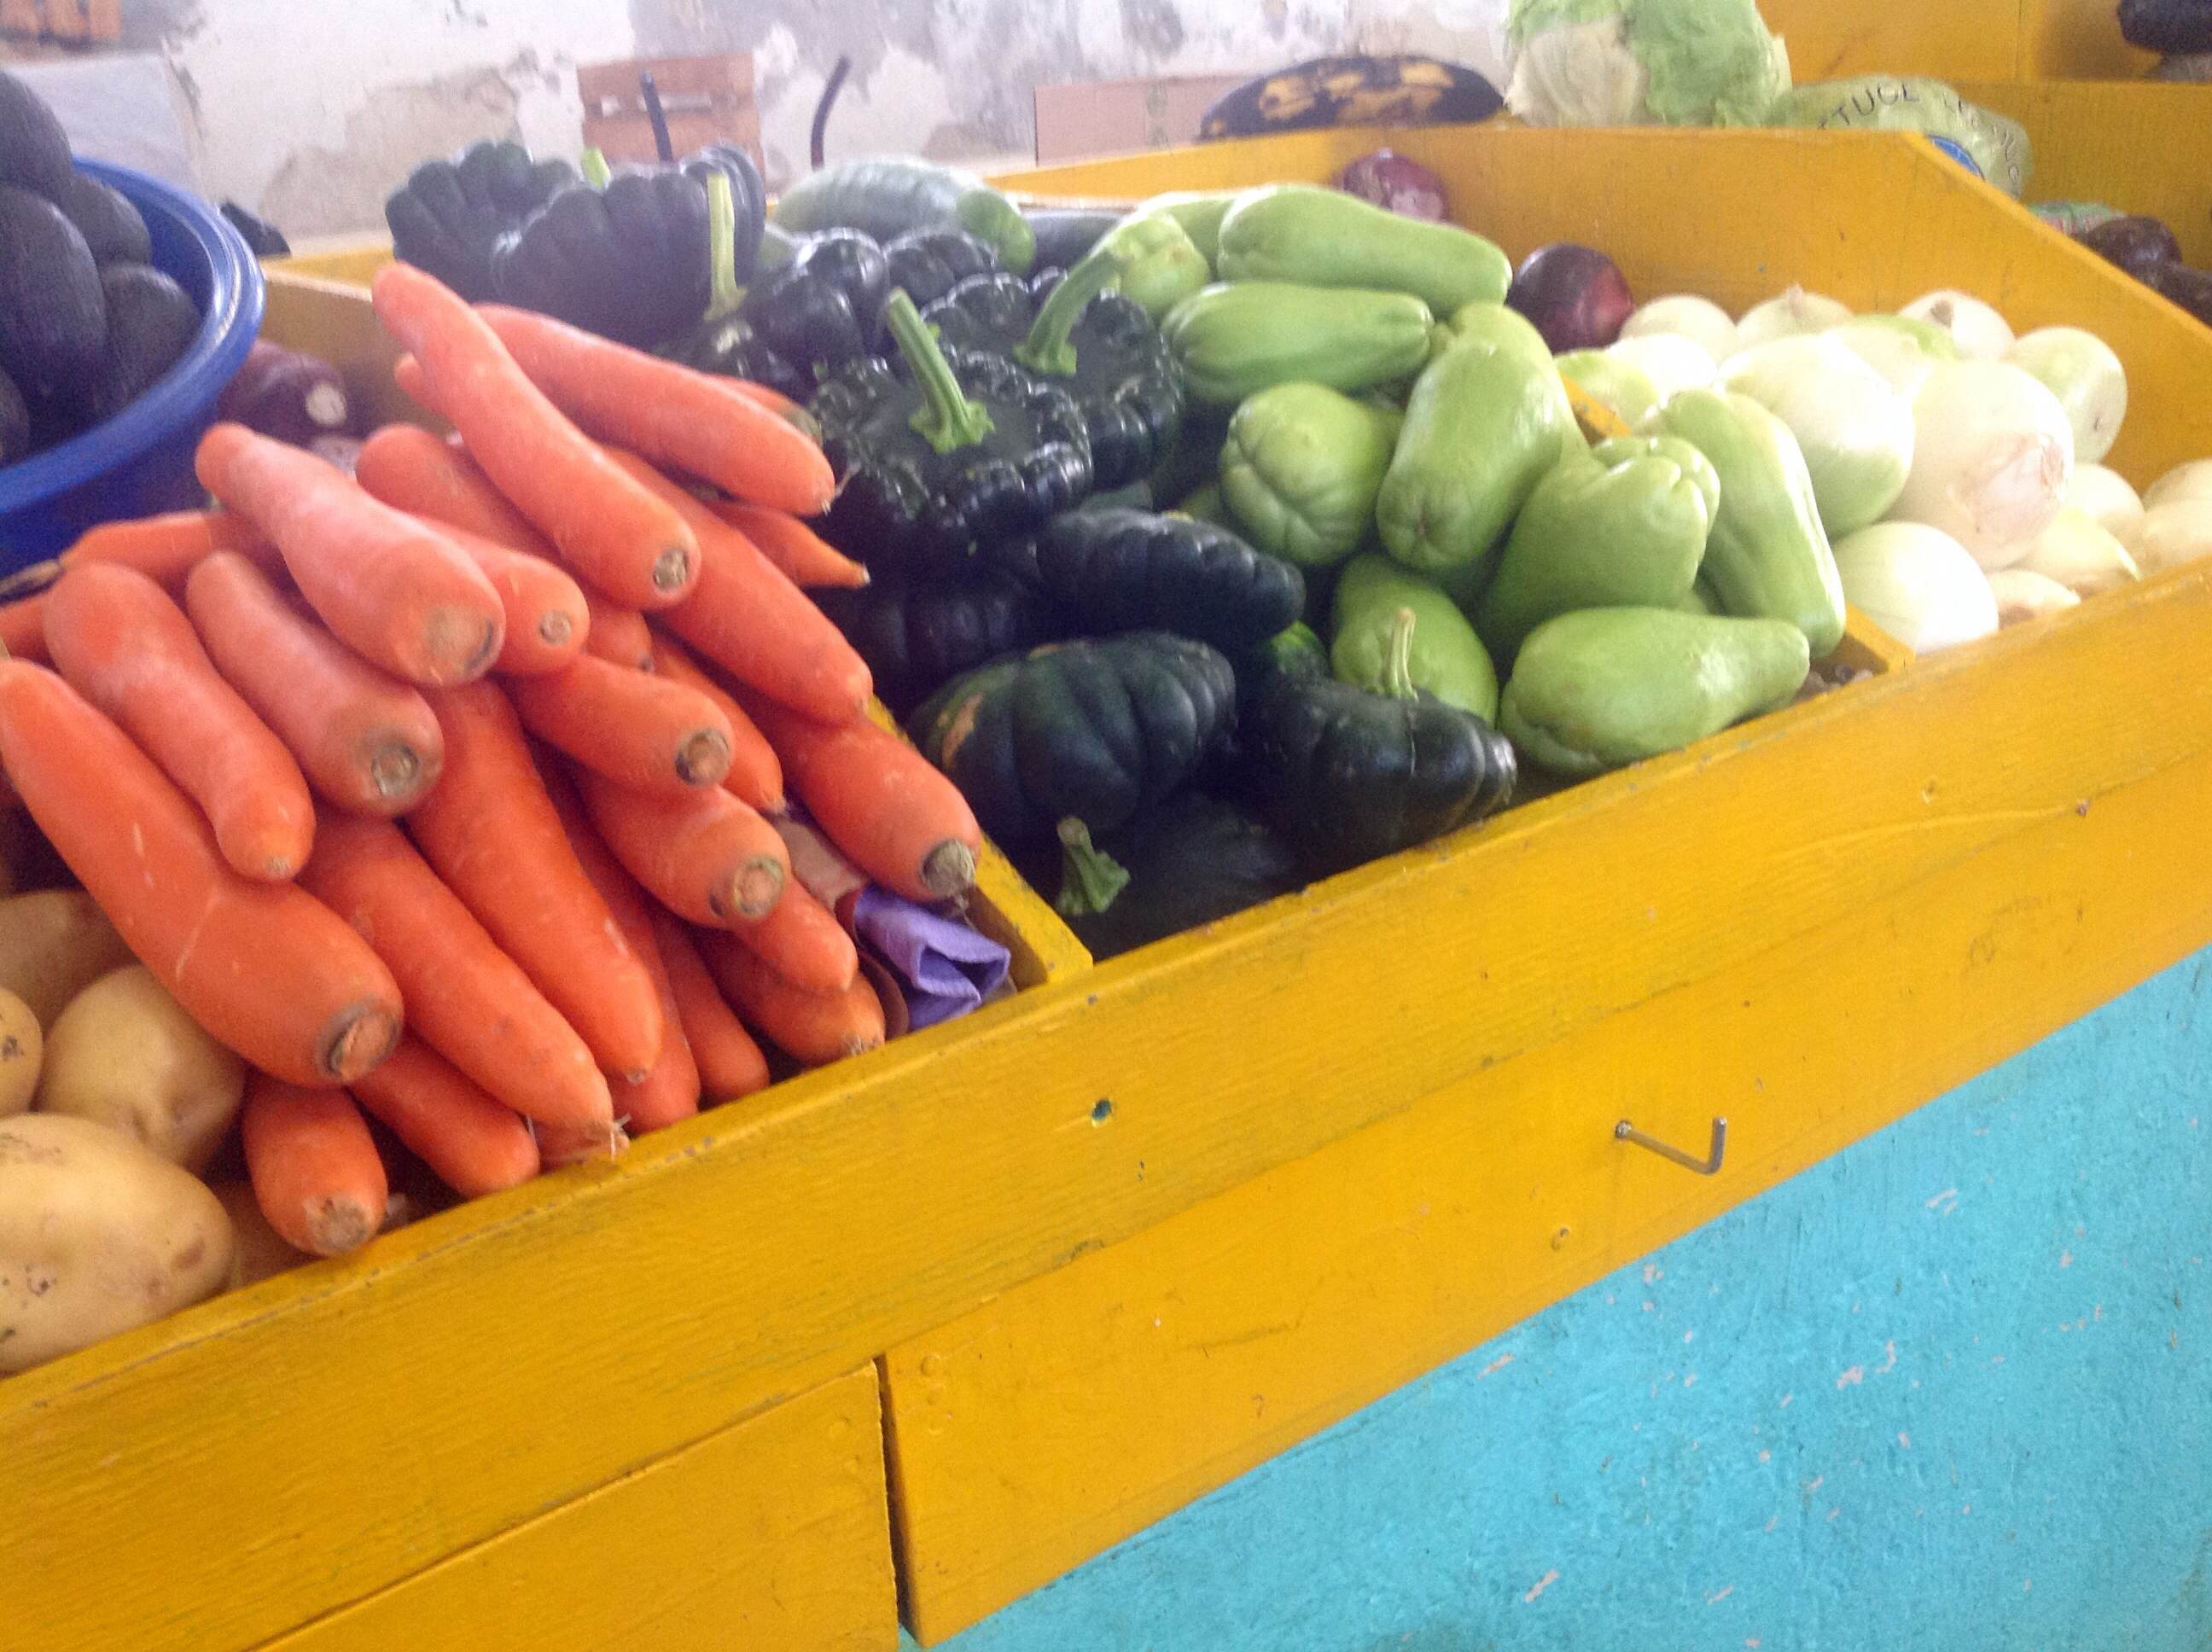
[1761,0,2158,81]
[877,124,2212,1642]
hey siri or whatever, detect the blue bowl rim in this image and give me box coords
[0,159,265,508]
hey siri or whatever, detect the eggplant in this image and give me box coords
[75,263,198,422]
[0,361,27,466]
[0,183,104,397]
[993,508,1303,653]
[55,173,151,265]
[0,69,72,198]
[1053,790,1301,959]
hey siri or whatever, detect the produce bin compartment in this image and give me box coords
[876,121,2212,1642]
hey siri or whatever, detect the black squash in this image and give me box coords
[817,570,1057,715]
[995,508,1303,654]
[1054,791,1301,959]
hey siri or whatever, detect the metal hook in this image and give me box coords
[1615,1116,1727,1176]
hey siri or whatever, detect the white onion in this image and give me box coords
[1604,333,1717,406]
[2144,459,2212,510]
[1901,290,2016,361]
[2005,328,2127,464]
[1732,287,1853,352]
[1987,568,2081,627]
[2014,507,2140,597]
[2132,499,2212,576]
[1889,361,2075,569]
[1829,315,1959,398]
[1618,295,1738,364]
[2062,463,2146,544]
[1832,521,1999,654]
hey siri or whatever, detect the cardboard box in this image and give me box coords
[579,52,762,172]
[1033,73,1249,164]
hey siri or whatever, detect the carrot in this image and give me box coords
[730,876,857,996]
[405,680,664,1080]
[698,931,886,1067]
[300,811,614,1131]
[422,521,589,677]
[575,767,788,926]
[351,1035,541,1198]
[196,422,506,685]
[647,634,783,811]
[0,664,404,1085]
[43,563,317,881]
[508,653,733,794]
[538,1117,631,1167]
[544,776,701,1135]
[354,422,543,550]
[722,378,816,433]
[392,352,433,414]
[651,912,770,1102]
[0,599,47,663]
[185,552,445,817]
[707,501,869,590]
[480,305,835,516]
[735,689,982,901]
[0,510,271,667]
[612,451,872,723]
[370,265,701,609]
[242,1077,389,1255]
[583,592,655,671]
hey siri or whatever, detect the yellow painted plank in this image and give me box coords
[888,724,2212,1641]
[262,1367,895,1652]
[1758,0,2024,82]
[1964,80,2212,268]
[6,128,2210,1652]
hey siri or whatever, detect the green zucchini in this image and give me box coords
[772,157,1034,273]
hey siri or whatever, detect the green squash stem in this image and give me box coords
[1054,817,1132,917]
[1016,247,1122,378]
[1380,608,1420,701]
[885,288,996,454]
[701,172,743,321]
[580,147,612,190]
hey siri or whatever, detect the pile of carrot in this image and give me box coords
[0,261,984,1258]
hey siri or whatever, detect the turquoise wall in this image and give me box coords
[924,952,2212,1651]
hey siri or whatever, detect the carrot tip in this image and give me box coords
[719,858,786,922]
[651,546,696,594]
[306,1197,376,1256]
[538,611,575,647]
[325,1006,403,1085]
[675,729,732,788]
[366,740,428,801]
[922,841,978,900]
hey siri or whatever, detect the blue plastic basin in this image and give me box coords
[0,160,265,574]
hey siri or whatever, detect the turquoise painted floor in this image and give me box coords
[905,950,2212,1651]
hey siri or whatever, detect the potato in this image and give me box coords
[0,987,40,1117]
[209,1182,310,1288]
[38,966,245,1171]
[0,890,134,1027]
[0,1114,235,1375]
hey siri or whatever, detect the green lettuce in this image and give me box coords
[1505,0,1792,128]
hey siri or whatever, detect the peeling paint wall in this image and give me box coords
[123,0,1510,236]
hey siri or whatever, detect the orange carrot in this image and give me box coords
[735,689,982,901]
[0,509,269,643]
[698,931,885,1067]
[508,653,733,794]
[575,767,788,925]
[405,680,664,1080]
[196,422,506,685]
[242,1077,389,1255]
[185,551,445,817]
[350,1035,541,1198]
[648,634,784,811]
[392,352,434,415]
[722,378,817,434]
[422,521,589,677]
[651,912,770,1102]
[545,776,701,1135]
[480,305,835,515]
[354,422,544,550]
[612,451,872,723]
[730,876,857,996]
[538,1117,631,1167]
[582,592,655,671]
[301,811,614,1131]
[0,599,48,663]
[707,500,868,590]
[370,264,701,609]
[44,563,317,881]
[0,663,401,1085]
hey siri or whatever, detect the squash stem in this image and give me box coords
[1053,817,1131,917]
[886,288,995,454]
[1380,608,1420,702]
[581,147,612,190]
[1016,248,1121,378]
[703,171,742,321]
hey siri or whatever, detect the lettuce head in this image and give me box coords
[1506,0,1792,128]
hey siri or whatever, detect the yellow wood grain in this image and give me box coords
[1758,0,2024,82]
[887,703,2212,1641]
[1963,80,2212,268]
[262,1367,895,1652]
[9,128,2210,1652]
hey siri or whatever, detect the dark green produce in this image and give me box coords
[1052,791,1301,956]
[55,174,150,265]
[811,289,1093,577]
[911,631,1237,861]
[679,143,766,283]
[0,69,73,198]
[817,570,1057,714]
[664,170,816,402]
[774,157,1034,275]
[923,270,1039,353]
[385,139,574,302]
[220,201,290,259]
[492,161,711,349]
[1237,613,1517,875]
[881,228,998,315]
[73,264,199,423]
[736,229,887,377]
[2119,0,2212,52]
[1025,207,1122,271]
[0,363,27,467]
[993,509,1302,654]
[0,183,105,397]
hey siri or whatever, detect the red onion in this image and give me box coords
[1505,243,1635,353]
[1334,150,1448,221]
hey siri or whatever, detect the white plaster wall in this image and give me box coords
[131,0,1513,237]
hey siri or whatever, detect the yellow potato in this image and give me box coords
[38,966,246,1171]
[0,890,134,1027]
[0,987,40,1117]
[209,1183,311,1289]
[0,1114,235,1376]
